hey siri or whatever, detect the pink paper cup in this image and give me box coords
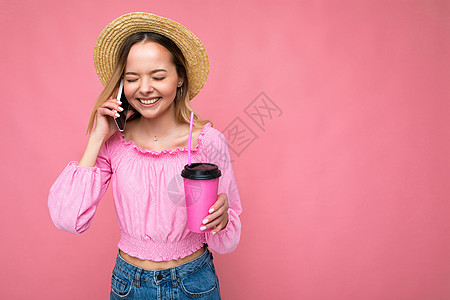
[181,163,221,233]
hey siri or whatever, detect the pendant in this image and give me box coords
[154,136,158,141]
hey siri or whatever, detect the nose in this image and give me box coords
[139,76,154,94]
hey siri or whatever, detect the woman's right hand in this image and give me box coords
[91,97,123,142]
[79,96,130,167]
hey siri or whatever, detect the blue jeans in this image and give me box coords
[110,244,221,299]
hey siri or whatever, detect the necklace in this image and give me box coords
[154,136,158,141]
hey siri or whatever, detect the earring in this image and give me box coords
[180,86,183,97]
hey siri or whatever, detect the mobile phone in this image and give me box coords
[114,79,130,132]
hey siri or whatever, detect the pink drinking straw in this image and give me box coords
[188,112,194,165]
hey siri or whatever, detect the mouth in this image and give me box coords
[138,97,161,105]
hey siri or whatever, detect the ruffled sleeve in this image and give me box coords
[48,141,112,235]
[204,130,243,254]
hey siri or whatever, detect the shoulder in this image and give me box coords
[200,122,230,150]
[197,121,223,141]
[106,130,123,146]
[99,131,123,156]
[206,123,226,141]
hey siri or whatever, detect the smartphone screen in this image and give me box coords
[114,79,130,132]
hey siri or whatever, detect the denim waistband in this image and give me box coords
[114,244,211,283]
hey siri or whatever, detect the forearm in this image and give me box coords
[78,133,107,167]
[206,208,241,254]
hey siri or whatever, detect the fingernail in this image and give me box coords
[209,208,214,214]
[212,231,216,235]
[118,106,124,111]
[115,113,120,117]
[200,226,207,231]
[117,100,122,104]
[202,219,208,225]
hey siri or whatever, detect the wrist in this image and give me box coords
[89,131,108,145]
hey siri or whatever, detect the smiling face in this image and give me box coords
[123,41,183,120]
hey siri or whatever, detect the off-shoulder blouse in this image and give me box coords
[48,122,242,261]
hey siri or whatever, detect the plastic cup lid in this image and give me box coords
[181,163,221,180]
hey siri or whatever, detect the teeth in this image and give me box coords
[140,98,160,104]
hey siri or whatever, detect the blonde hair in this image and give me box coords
[87,32,212,134]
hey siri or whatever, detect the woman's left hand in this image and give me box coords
[200,193,229,235]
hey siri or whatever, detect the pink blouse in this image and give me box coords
[48,122,242,261]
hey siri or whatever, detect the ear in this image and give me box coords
[178,74,185,87]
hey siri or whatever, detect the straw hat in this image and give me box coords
[93,12,209,100]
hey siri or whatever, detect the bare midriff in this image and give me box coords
[119,245,206,270]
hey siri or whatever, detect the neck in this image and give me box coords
[136,103,181,139]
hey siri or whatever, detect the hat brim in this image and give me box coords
[94,12,209,100]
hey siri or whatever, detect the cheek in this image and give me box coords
[123,86,136,99]
[161,85,177,95]
[154,80,176,92]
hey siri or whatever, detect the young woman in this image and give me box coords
[48,12,242,299]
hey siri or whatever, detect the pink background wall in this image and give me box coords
[1,0,449,299]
